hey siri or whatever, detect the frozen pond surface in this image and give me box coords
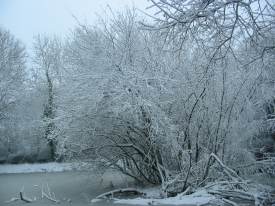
[0,170,141,206]
[0,167,193,206]
[0,163,202,206]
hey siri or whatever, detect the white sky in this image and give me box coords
[0,0,151,51]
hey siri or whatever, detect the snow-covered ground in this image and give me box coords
[114,190,217,205]
[0,162,75,174]
[91,180,275,206]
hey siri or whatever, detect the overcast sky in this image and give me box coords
[0,0,151,51]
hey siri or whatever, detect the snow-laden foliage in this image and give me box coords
[1,1,273,201]
[53,4,275,196]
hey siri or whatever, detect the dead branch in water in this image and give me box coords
[19,191,32,203]
[41,183,60,203]
[5,197,19,203]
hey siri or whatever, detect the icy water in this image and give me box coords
[0,171,197,206]
[0,171,141,206]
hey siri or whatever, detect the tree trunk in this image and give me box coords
[43,69,56,161]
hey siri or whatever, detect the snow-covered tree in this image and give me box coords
[33,35,63,161]
[0,27,26,159]
[0,27,26,121]
[49,4,274,200]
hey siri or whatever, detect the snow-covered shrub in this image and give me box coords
[54,4,275,196]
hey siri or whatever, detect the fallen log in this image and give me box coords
[204,180,250,189]
[208,189,255,201]
[222,198,238,206]
[92,188,145,202]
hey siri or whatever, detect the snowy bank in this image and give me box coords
[0,162,75,174]
[91,187,218,206]
[91,181,274,206]
[114,190,216,205]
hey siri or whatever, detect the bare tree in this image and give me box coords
[147,0,275,66]
[0,27,26,156]
[0,27,26,120]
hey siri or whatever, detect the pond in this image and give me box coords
[2,169,273,206]
[0,171,142,206]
